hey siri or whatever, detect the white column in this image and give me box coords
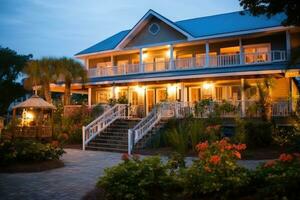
[239,38,244,65]
[241,78,245,117]
[88,87,92,108]
[169,44,174,70]
[286,30,291,60]
[205,41,210,67]
[84,58,89,70]
[180,82,185,102]
[139,48,144,73]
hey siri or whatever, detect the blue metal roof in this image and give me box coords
[75,30,130,56]
[87,62,295,84]
[176,11,285,38]
[76,11,285,56]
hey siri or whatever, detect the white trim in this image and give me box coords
[86,70,284,85]
[115,10,194,49]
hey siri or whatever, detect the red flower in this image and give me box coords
[233,151,241,159]
[264,160,276,168]
[209,155,221,165]
[121,153,130,161]
[279,153,293,162]
[233,144,247,151]
[196,141,209,152]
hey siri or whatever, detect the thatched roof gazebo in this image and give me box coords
[12,95,56,139]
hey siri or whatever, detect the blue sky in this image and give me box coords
[0,0,241,58]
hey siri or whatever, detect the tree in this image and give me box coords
[23,57,60,103]
[0,46,32,115]
[239,0,300,26]
[58,57,87,105]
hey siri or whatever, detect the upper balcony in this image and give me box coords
[87,50,287,78]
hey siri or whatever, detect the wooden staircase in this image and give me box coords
[86,119,140,152]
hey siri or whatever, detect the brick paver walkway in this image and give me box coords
[0,149,123,200]
[0,149,267,200]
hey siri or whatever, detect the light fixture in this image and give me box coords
[142,53,148,60]
[167,84,177,94]
[165,50,170,57]
[134,86,145,94]
[203,82,213,90]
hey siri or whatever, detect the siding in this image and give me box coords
[126,17,187,48]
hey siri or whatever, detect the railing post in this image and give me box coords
[205,41,210,67]
[82,126,86,151]
[128,129,132,155]
[169,44,174,70]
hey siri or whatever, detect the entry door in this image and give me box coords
[147,89,155,113]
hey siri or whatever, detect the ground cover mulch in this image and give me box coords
[0,159,64,173]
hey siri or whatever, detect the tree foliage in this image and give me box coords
[0,46,32,115]
[239,0,300,26]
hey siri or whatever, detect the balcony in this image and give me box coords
[88,50,287,78]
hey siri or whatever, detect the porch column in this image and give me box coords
[205,41,210,67]
[84,58,89,70]
[139,48,144,73]
[180,82,185,102]
[88,87,92,108]
[239,38,244,65]
[169,44,174,70]
[286,30,291,60]
[241,78,246,117]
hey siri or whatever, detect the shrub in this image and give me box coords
[253,153,300,199]
[0,139,65,165]
[98,155,182,200]
[182,139,250,199]
[244,121,272,148]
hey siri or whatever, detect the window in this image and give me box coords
[154,57,166,71]
[191,88,201,103]
[244,44,270,64]
[220,46,240,55]
[197,52,217,67]
[230,86,241,101]
[96,90,110,103]
[215,87,224,101]
[176,54,193,69]
[148,23,160,35]
[157,89,167,102]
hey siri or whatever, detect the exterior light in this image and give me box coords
[142,53,148,60]
[165,50,170,57]
[167,84,177,94]
[203,82,213,90]
[135,86,145,94]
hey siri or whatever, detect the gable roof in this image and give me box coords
[76,10,285,57]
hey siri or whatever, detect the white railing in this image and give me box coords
[82,104,127,150]
[88,50,287,77]
[128,102,184,154]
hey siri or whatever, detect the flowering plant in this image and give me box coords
[183,139,250,198]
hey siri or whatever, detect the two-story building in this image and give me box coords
[70,10,300,117]
[52,10,300,151]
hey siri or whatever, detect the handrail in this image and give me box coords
[127,102,184,154]
[88,50,287,78]
[82,104,128,150]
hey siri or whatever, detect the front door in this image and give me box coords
[147,89,155,113]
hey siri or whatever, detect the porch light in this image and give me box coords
[165,50,170,57]
[203,82,213,90]
[167,84,177,94]
[135,86,145,94]
[142,53,148,60]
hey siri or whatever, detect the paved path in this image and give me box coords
[0,149,123,200]
[0,149,268,200]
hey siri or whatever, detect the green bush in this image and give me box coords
[98,155,182,200]
[244,121,273,148]
[253,153,300,199]
[0,139,65,165]
[182,139,250,199]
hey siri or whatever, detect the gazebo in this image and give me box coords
[12,95,56,139]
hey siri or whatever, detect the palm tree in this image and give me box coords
[58,57,87,105]
[23,57,60,103]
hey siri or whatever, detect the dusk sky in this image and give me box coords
[0,0,241,59]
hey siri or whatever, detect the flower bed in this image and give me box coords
[0,139,65,172]
[90,139,300,200]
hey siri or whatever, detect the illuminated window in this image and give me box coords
[96,90,110,103]
[220,46,240,55]
[244,44,270,64]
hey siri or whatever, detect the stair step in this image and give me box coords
[86,145,127,153]
[89,142,128,148]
